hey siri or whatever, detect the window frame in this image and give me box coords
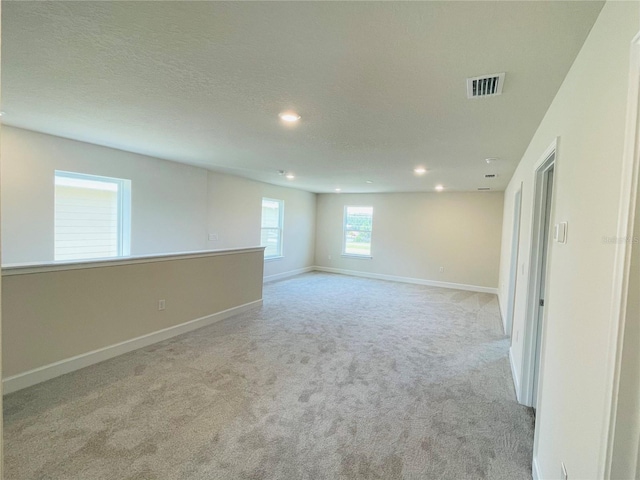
[342,205,374,258]
[261,197,284,260]
[54,170,131,261]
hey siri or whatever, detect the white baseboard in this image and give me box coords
[313,266,498,295]
[532,457,541,480]
[2,267,497,394]
[3,299,263,395]
[263,266,314,283]
[509,347,521,403]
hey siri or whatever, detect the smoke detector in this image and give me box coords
[467,73,505,98]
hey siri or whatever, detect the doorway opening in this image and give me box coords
[521,144,556,410]
[505,186,523,339]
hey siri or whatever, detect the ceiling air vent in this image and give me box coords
[477,187,492,191]
[484,174,498,179]
[467,73,505,98]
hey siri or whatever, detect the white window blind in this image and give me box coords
[343,206,373,256]
[54,171,131,261]
[261,198,283,258]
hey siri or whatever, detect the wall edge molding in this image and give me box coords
[313,266,498,294]
[263,266,314,283]
[509,346,521,403]
[532,457,541,480]
[2,299,263,395]
[3,266,498,394]
[498,292,507,334]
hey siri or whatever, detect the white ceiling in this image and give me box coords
[2,1,603,193]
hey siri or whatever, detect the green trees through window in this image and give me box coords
[343,206,373,256]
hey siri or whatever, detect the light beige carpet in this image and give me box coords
[4,272,534,479]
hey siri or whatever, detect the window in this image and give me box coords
[261,198,283,259]
[343,206,373,257]
[54,171,131,261]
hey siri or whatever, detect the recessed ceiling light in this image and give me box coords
[365,180,373,184]
[414,167,427,175]
[285,173,295,180]
[485,158,498,164]
[279,111,301,123]
[435,185,444,192]
[0,112,5,117]
[335,188,341,192]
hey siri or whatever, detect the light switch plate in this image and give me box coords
[554,222,567,244]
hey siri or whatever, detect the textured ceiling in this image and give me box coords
[2,1,603,193]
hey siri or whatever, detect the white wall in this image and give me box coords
[207,172,316,279]
[611,99,640,477]
[1,126,209,263]
[611,189,640,479]
[497,2,640,478]
[315,191,504,290]
[0,127,318,278]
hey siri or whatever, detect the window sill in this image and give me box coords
[264,255,284,262]
[341,254,372,260]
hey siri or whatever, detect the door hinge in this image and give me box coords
[539,299,545,307]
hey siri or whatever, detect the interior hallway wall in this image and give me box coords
[497,2,640,477]
[611,133,640,479]
[2,249,264,381]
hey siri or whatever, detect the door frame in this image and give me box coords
[520,138,557,408]
[603,31,640,479]
[505,185,523,339]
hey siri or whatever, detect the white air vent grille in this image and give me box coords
[484,174,498,179]
[467,73,505,98]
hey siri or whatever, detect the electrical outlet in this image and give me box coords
[158,299,166,311]
[328,254,332,260]
[208,233,218,241]
[561,462,568,480]
[439,267,444,273]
